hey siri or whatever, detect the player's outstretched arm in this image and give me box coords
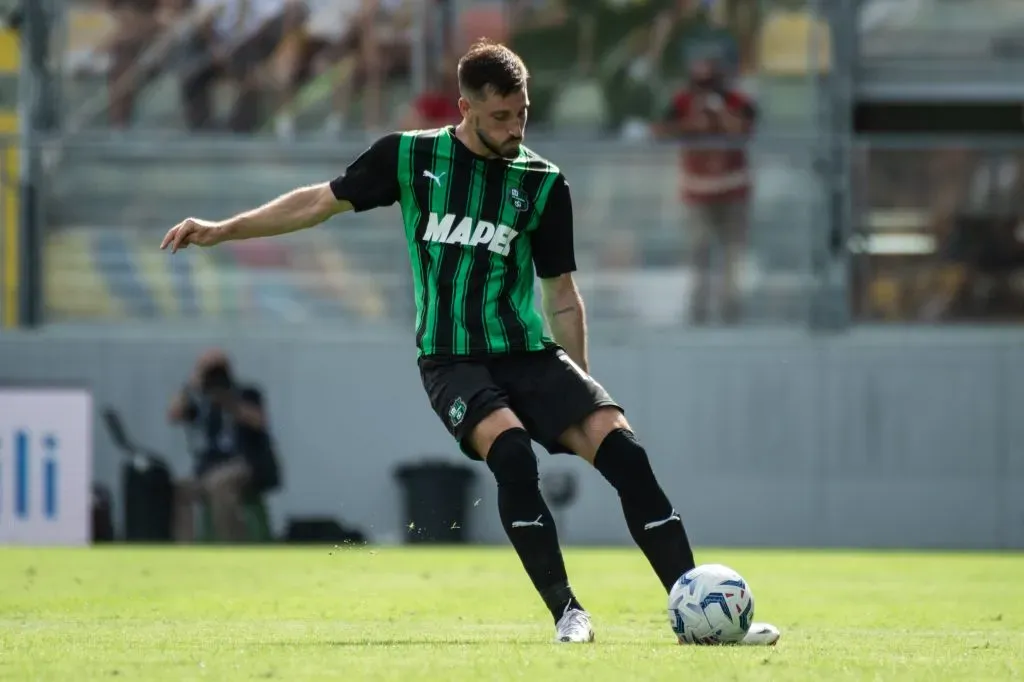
[161,133,401,253]
[160,183,352,253]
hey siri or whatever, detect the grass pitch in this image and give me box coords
[1,546,1021,681]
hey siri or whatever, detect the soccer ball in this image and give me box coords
[668,563,754,645]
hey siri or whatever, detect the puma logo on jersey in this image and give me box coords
[423,212,519,256]
[422,170,446,186]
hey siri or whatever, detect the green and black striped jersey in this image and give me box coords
[330,126,576,357]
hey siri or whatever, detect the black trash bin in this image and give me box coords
[122,455,174,542]
[394,459,476,544]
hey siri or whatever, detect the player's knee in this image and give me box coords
[594,428,658,496]
[468,407,524,458]
[582,407,631,444]
[577,409,627,456]
[485,427,539,488]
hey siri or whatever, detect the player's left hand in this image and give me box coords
[160,218,226,253]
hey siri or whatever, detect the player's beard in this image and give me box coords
[475,123,521,160]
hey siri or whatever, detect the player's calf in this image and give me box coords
[484,427,584,622]
[591,426,697,592]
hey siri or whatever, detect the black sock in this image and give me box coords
[593,428,696,592]
[487,428,583,622]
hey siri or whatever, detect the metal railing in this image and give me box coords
[39,134,822,331]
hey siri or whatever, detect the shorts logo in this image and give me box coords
[448,397,467,427]
[507,187,530,213]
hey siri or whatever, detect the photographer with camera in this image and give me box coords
[168,349,280,542]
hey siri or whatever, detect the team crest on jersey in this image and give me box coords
[507,186,530,213]
[448,397,467,427]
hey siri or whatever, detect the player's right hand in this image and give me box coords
[161,218,225,253]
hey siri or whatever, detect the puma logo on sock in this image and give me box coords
[643,511,682,531]
[511,515,545,528]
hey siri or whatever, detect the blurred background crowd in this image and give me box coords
[2,0,1024,333]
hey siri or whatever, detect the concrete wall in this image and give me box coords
[1,327,1021,549]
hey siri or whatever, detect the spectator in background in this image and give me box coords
[104,0,161,128]
[168,349,280,542]
[273,0,412,135]
[653,56,756,325]
[61,0,185,130]
[398,51,461,130]
[181,0,302,133]
[326,0,414,134]
[269,0,362,138]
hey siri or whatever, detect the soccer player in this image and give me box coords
[160,39,780,646]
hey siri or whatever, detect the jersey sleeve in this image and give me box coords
[530,174,577,278]
[329,133,402,212]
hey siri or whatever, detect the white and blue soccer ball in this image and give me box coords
[668,563,754,645]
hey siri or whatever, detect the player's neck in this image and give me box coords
[453,122,500,160]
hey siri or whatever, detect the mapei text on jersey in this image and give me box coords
[422,211,520,256]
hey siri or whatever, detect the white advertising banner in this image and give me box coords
[0,387,93,546]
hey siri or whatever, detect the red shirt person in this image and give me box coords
[400,54,462,129]
[654,58,756,324]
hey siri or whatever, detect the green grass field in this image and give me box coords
[1,546,1022,681]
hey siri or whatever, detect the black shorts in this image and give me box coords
[418,346,622,460]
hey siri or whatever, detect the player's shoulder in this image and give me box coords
[364,128,448,153]
[371,127,454,160]
[395,127,451,142]
[512,144,563,177]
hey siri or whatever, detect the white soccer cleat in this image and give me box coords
[554,605,595,643]
[739,622,781,646]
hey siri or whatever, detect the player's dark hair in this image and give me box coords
[457,39,529,99]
